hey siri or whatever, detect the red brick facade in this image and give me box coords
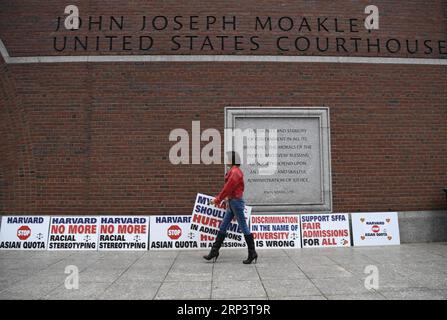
[0,1,446,215]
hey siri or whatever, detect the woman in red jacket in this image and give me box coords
[203,151,258,264]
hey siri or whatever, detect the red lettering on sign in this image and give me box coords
[302,222,321,229]
[117,224,146,234]
[68,224,97,234]
[322,238,336,246]
[200,234,215,241]
[100,225,114,234]
[192,214,220,228]
[51,225,65,234]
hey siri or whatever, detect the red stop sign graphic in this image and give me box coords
[17,226,31,240]
[372,225,380,233]
[167,225,182,240]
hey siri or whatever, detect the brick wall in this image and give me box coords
[0,0,446,215]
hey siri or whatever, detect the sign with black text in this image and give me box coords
[189,193,252,249]
[301,213,351,248]
[98,216,149,250]
[149,215,199,250]
[48,216,99,250]
[0,216,50,250]
[250,215,301,249]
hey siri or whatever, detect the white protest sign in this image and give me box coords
[250,215,301,249]
[0,216,50,250]
[301,213,351,248]
[189,193,252,249]
[98,216,149,250]
[149,216,199,250]
[352,212,400,246]
[48,216,99,250]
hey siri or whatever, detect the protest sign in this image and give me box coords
[250,215,301,249]
[301,213,351,248]
[189,193,252,249]
[149,215,199,250]
[48,216,99,250]
[98,216,149,250]
[352,212,400,246]
[0,216,50,250]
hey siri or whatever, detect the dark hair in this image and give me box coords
[228,151,241,166]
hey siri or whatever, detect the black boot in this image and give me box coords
[203,232,226,262]
[243,234,258,264]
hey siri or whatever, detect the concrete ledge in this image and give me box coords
[398,210,447,243]
[1,39,447,65]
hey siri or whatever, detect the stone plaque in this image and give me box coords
[225,107,332,213]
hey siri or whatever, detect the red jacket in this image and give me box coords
[214,166,244,204]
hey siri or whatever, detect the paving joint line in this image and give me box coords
[40,254,112,300]
[210,255,215,300]
[98,252,148,298]
[152,250,181,300]
[283,249,328,300]
[253,253,270,300]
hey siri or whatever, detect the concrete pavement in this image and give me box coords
[1,242,447,300]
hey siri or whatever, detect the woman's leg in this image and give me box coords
[203,203,233,262]
[229,199,250,235]
[229,199,258,264]
[219,205,235,233]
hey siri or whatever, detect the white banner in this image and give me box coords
[189,193,252,249]
[250,215,301,249]
[352,212,400,246]
[301,213,351,248]
[98,216,149,251]
[0,216,50,250]
[48,216,99,250]
[149,215,199,250]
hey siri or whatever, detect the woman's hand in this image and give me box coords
[210,198,217,206]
